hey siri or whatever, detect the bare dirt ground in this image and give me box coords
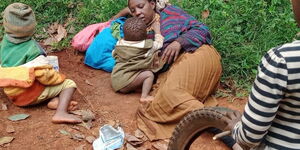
[0,48,247,150]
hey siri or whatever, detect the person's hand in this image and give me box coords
[162,41,181,64]
[223,111,242,131]
[151,21,160,34]
[110,15,118,21]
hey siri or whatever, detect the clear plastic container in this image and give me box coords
[93,124,125,150]
[47,56,59,71]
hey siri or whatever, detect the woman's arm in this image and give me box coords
[160,6,211,64]
[111,7,131,20]
[175,19,211,52]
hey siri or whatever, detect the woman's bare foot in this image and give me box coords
[140,95,154,103]
[47,97,78,111]
[52,112,82,124]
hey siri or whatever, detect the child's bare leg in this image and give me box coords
[52,88,82,124]
[47,97,78,111]
[119,71,154,103]
[140,72,154,103]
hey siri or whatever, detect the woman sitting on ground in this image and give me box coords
[113,1,239,148]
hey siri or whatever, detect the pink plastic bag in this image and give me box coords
[71,21,111,52]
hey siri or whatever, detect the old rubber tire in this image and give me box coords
[168,107,234,150]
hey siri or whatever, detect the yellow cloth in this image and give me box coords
[137,45,222,141]
[0,65,67,106]
[34,65,66,85]
[0,66,35,88]
[30,79,76,105]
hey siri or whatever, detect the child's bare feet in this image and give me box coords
[140,96,154,103]
[47,97,78,111]
[52,112,82,124]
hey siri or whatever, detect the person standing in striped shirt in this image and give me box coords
[224,0,300,149]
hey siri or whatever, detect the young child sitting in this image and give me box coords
[0,3,81,124]
[111,17,164,103]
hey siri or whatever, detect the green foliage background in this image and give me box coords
[0,0,298,88]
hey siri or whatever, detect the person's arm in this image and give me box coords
[292,0,300,27]
[151,21,164,51]
[111,7,131,20]
[161,6,211,64]
[226,48,288,148]
[165,6,211,52]
[175,18,211,52]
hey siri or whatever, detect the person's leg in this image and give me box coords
[140,71,154,102]
[47,97,78,111]
[119,71,154,102]
[52,87,82,124]
[34,79,79,110]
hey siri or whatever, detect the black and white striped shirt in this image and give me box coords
[233,40,300,150]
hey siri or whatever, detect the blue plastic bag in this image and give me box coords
[84,17,126,72]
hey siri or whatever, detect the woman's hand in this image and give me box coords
[223,111,242,131]
[162,41,181,64]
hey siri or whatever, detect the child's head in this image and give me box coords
[3,3,36,40]
[123,17,147,41]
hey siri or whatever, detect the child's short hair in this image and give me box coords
[123,17,147,41]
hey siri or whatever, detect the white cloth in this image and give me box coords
[20,55,49,67]
[156,0,170,12]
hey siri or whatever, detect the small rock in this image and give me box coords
[8,114,30,121]
[85,80,94,86]
[0,137,14,146]
[152,140,168,150]
[85,136,96,144]
[126,143,138,150]
[1,104,8,110]
[6,125,15,133]
[107,120,116,127]
[74,144,85,150]
[125,134,144,146]
[134,129,145,139]
[59,129,70,135]
[115,120,121,127]
[71,109,95,122]
[71,126,80,131]
[78,120,93,130]
[82,109,95,122]
[71,110,85,116]
[71,133,85,141]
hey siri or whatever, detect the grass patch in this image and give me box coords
[0,0,298,88]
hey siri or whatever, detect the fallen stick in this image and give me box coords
[77,87,96,112]
[212,130,231,140]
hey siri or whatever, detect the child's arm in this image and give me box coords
[152,34,164,51]
[111,7,131,20]
[151,21,164,51]
[145,21,164,57]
